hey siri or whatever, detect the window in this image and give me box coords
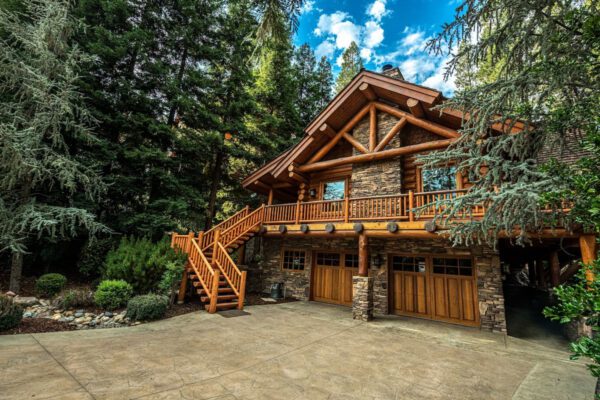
[322,180,345,200]
[432,257,472,276]
[282,250,306,271]
[344,254,359,268]
[316,252,341,266]
[391,256,426,273]
[421,166,457,192]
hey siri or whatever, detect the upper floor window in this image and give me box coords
[322,180,345,200]
[421,166,457,192]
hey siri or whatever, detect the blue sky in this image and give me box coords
[294,0,458,95]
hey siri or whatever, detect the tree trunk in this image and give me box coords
[204,149,224,230]
[167,45,188,126]
[9,252,23,293]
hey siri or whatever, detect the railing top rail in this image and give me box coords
[217,242,242,276]
[264,203,295,208]
[414,188,468,196]
[221,205,264,236]
[350,193,410,201]
[204,206,250,234]
[190,238,215,277]
[298,198,345,205]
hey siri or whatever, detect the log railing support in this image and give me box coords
[177,269,188,304]
[212,229,221,265]
[408,190,414,222]
[358,233,369,277]
[295,201,301,224]
[238,271,247,310]
[208,270,220,313]
[580,234,598,283]
[344,196,349,223]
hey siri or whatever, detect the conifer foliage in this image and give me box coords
[335,41,364,93]
[0,0,107,292]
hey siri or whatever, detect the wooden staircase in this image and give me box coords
[171,205,265,313]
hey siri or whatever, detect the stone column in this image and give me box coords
[352,276,373,321]
[474,246,507,333]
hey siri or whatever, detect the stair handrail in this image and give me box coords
[219,205,265,248]
[213,241,247,310]
[200,206,250,250]
[180,234,221,313]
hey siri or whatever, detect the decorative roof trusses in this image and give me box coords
[242,69,524,197]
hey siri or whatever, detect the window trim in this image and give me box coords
[280,248,308,272]
[416,164,462,192]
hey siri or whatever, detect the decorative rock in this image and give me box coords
[23,311,34,318]
[104,311,113,318]
[14,296,39,306]
[52,314,62,321]
[5,291,16,297]
[74,312,84,318]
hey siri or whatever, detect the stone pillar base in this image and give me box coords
[352,276,373,321]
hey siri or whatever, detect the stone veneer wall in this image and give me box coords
[350,112,403,197]
[252,236,506,332]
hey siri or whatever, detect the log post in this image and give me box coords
[238,243,246,265]
[186,231,195,254]
[408,190,414,222]
[197,231,204,250]
[536,259,547,288]
[177,269,188,304]
[208,270,220,313]
[369,104,377,151]
[580,234,597,283]
[528,260,536,287]
[295,201,301,224]
[267,189,274,205]
[237,271,247,310]
[170,232,176,248]
[344,196,350,223]
[358,233,369,277]
[212,229,221,266]
[550,251,560,288]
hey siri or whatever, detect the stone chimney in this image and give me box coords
[381,64,404,80]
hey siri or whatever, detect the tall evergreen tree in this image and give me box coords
[293,43,321,128]
[0,0,107,291]
[314,56,334,111]
[335,41,363,93]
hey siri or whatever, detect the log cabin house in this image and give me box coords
[171,65,597,333]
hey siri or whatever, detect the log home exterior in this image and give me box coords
[172,66,597,333]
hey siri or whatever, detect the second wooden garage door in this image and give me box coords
[391,255,479,326]
[311,252,358,306]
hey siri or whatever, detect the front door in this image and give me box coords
[390,254,479,326]
[312,252,358,306]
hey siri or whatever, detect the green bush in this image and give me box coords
[126,294,169,321]
[53,288,94,309]
[158,261,185,302]
[94,280,133,310]
[104,236,186,294]
[0,295,23,331]
[78,237,116,278]
[35,273,67,298]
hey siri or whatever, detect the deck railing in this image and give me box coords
[199,206,250,250]
[263,189,483,224]
[213,242,246,309]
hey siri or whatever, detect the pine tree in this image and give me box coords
[293,43,323,128]
[0,0,107,292]
[335,41,363,93]
[314,56,334,112]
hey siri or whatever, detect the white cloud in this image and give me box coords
[315,40,336,59]
[360,48,373,62]
[367,0,389,22]
[364,21,384,48]
[300,0,316,14]
[315,12,361,50]
[421,57,456,94]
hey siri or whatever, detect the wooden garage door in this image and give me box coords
[391,255,479,326]
[312,252,358,306]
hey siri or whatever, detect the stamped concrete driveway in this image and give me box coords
[0,302,594,400]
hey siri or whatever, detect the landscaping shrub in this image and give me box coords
[94,280,133,310]
[53,288,94,309]
[35,273,67,298]
[158,261,185,304]
[0,295,23,331]
[104,236,186,294]
[78,237,116,278]
[126,294,169,321]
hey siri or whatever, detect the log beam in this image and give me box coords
[342,132,369,154]
[299,139,454,173]
[359,82,377,101]
[407,98,425,118]
[319,123,337,138]
[374,101,459,139]
[369,104,377,151]
[358,233,369,277]
[307,103,372,164]
[374,117,407,152]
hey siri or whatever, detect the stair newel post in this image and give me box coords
[238,271,247,310]
[212,229,221,268]
[170,231,176,248]
[408,190,414,222]
[244,205,250,217]
[199,231,206,249]
[209,270,220,313]
[186,231,195,254]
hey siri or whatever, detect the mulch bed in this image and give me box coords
[1,318,76,335]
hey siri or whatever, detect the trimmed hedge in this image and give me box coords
[0,295,23,331]
[35,273,67,298]
[94,280,133,310]
[126,294,169,321]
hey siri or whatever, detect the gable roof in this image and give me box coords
[242,69,521,196]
